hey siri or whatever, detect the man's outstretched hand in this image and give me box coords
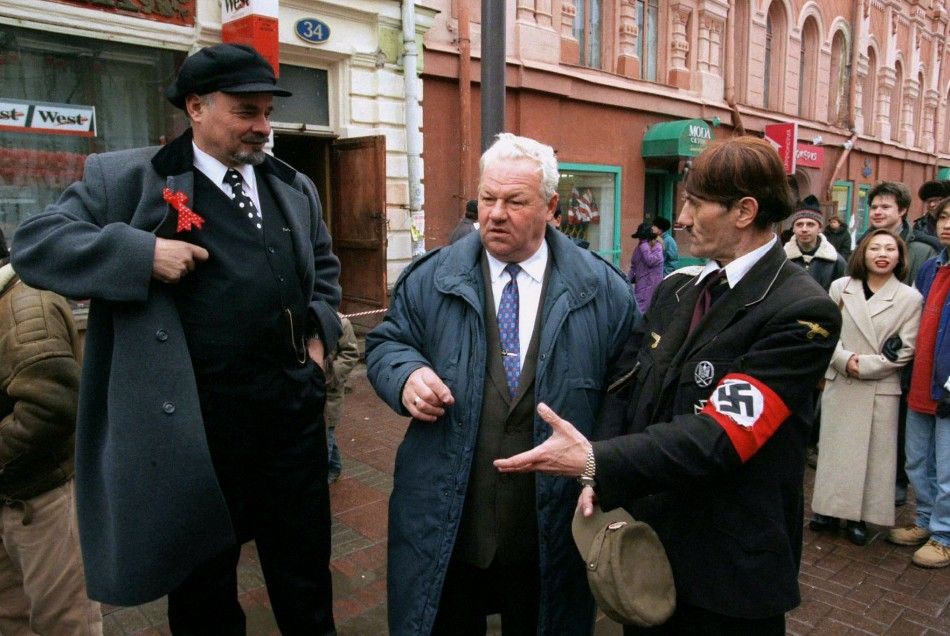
[493,403,590,477]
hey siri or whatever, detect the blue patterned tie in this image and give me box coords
[498,263,522,398]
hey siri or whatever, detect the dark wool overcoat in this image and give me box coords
[10,130,341,605]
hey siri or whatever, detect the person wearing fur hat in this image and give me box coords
[913,180,950,240]
[783,195,847,292]
[823,214,853,260]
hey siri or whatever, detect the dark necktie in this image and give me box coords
[498,263,522,398]
[689,269,727,333]
[225,168,262,231]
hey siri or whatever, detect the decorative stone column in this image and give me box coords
[515,0,559,62]
[875,67,896,142]
[616,0,639,78]
[560,0,579,64]
[691,8,726,99]
[920,89,939,153]
[900,78,919,147]
[852,53,868,135]
[667,4,691,89]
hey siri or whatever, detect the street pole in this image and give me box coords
[481,0,505,151]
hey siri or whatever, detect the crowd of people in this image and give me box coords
[2,41,950,636]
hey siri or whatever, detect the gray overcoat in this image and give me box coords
[10,130,342,605]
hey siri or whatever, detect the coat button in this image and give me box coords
[162,401,175,414]
[268,247,276,254]
[155,329,168,342]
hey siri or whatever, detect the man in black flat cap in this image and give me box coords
[11,43,341,634]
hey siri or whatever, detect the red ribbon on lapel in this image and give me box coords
[162,187,205,233]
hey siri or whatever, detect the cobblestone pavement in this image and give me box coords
[103,366,950,635]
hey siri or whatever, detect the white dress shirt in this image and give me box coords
[192,143,262,213]
[694,235,778,289]
[486,241,549,371]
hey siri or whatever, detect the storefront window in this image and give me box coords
[557,164,620,265]
[0,25,186,242]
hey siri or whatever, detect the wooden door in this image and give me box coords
[331,135,387,328]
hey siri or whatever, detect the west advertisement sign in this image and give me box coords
[0,99,97,137]
[221,0,279,75]
[764,122,798,175]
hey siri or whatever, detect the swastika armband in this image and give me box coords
[699,373,791,462]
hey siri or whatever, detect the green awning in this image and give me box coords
[641,119,712,158]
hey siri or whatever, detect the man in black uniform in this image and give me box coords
[496,137,841,633]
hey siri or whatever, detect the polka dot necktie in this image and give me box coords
[225,168,262,231]
[498,263,522,398]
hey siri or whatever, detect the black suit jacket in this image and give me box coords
[593,241,841,619]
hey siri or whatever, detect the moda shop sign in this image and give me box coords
[0,99,97,137]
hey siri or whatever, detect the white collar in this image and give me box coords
[486,240,548,284]
[696,235,777,288]
[192,142,256,190]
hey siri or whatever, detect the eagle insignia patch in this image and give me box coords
[797,320,830,339]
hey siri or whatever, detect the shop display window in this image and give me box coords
[557,165,620,265]
[0,25,185,242]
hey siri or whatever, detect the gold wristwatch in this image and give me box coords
[577,445,596,488]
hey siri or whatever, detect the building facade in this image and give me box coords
[0,0,434,317]
[420,0,950,267]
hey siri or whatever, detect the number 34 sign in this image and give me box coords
[295,18,331,44]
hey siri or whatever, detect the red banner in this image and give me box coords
[795,143,825,169]
[221,0,280,76]
[764,123,798,175]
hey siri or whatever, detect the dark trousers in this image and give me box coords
[431,559,541,636]
[168,376,334,635]
[622,603,784,636]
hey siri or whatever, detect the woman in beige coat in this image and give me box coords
[811,229,923,545]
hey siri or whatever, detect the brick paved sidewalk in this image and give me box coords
[103,366,950,635]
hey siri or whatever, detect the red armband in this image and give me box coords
[699,373,791,462]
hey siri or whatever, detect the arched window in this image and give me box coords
[862,47,877,135]
[763,2,787,110]
[636,0,660,81]
[827,30,849,126]
[798,17,820,119]
[890,60,903,142]
[574,0,603,69]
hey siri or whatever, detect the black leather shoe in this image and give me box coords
[809,514,837,532]
[846,520,868,546]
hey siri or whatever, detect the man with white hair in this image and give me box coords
[367,133,636,635]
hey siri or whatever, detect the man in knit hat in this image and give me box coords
[783,195,847,292]
[913,180,949,240]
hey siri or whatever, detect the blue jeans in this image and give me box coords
[327,425,342,477]
[905,408,950,547]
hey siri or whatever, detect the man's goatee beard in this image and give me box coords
[233,150,266,166]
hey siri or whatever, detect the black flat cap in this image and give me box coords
[918,180,948,200]
[165,44,291,109]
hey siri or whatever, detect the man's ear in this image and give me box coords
[184,94,203,122]
[734,196,759,229]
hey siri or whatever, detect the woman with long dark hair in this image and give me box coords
[811,229,922,544]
